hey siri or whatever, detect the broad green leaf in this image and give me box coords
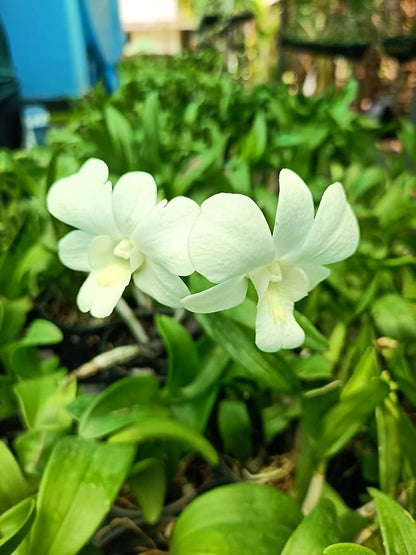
[0,498,36,555]
[177,345,229,400]
[142,91,160,167]
[376,398,401,497]
[341,349,379,398]
[0,376,16,418]
[65,394,95,421]
[370,488,416,555]
[218,400,252,460]
[109,417,218,465]
[281,499,343,555]
[196,313,300,393]
[128,458,166,524]
[321,483,366,541]
[294,354,332,380]
[26,437,135,555]
[170,483,302,555]
[372,294,416,340]
[19,319,63,347]
[169,344,227,434]
[0,297,31,347]
[225,158,251,194]
[398,409,416,478]
[14,371,76,429]
[0,441,30,513]
[294,311,329,352]
[173,150,217,196]
[155,314,199,393]
[385,347,416,406]
[14,427,69,477]
[317,378,390,459]
[104,104,134,169]
[240,111,267,161]
[79,375,164,439]
[324,544,377,554]
[262,399,301,440]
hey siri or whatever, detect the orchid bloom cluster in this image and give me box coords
[47,158,359,352]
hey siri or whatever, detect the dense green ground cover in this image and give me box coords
[0,52,416,554]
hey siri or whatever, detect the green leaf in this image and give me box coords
[14,426,68,477]
[104,104,134,169]
[109,417,218,465]
[281,499,343,555]
[324,544,377,554]
[196,313,300,393]
[294,311,330,352]
[128,458,166,524]
[370,488,416,555]
[0,498,36,555]
[225,158,251,194]
[20,319,63,346]
[0,376,16,418]
[218,400,252,460]
[321,483,366,541]
[0,297,31,348]
[372,294,416,340]
[317,378,390,459]
[26,437,135,555]
[142,91,160,167]
[398,409,416,478]
[176,345,229,401]
[240,111,267,161]
[79,375,164,439]
[0,441,30,513]
[341,349,379,398]
[170,483,302,555]
[156,314,200,394]
[376,398,401,497]
[173,150,217,196]
[169,344,227,434]
[14,371,76,429]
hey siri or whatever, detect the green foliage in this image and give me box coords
[170,483,302,554]
[0,50,415,553]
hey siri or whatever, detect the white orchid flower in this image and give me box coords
[182,169,359,352]
[47,158,199,318]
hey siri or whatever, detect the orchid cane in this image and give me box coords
[182,169,360,352]
[47,158,198,318]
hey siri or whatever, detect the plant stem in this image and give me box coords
[68,344,142,380]
[302,461,327,514]
[116,297,150,344]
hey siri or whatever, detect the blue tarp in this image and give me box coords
[1,0,125,101]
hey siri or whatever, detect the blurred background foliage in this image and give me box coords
[1,0,416,552]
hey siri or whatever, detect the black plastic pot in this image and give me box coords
[281,36,370,60]
[382,35,416,63]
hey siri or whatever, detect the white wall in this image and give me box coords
[118,0,178,24]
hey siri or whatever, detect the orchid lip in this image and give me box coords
[113,238,134,260]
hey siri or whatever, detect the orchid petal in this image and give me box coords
[133,260,190,308]
[298,182,359,265]
[182,276,248,313]
[188,193,275,283]
[249,267,271,299]
[77,267,130,318]
[278,263,310,302]
[112,171,157,236]
[47,159,119,237]
[273,169,314,258]
[88,235,117,269]
[135,196,200,276]
[255,285,305,352]
[58,230,93,271]
[297,262,331,290]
